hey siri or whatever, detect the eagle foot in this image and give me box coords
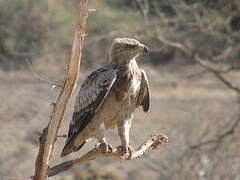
[96,142,113,153]
[117,145,135,160]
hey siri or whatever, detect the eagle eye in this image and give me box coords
[125,44,137,49]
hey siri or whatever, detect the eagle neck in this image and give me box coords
[110,58,137,68]
[114,59,140,78]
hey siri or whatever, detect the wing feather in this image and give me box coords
[137,69,150,112]
[66,66,117,145]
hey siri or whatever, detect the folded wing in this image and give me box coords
[137,69,150,113]
[63,66,117,154]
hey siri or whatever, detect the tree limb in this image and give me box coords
[48,134,168,177]
[33,1,89,179]
[157,37,240,94]
[189,115,240,150]
[189,95,240,150]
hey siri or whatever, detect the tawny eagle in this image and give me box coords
[61,38,149,158]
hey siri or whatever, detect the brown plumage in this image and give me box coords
[61,38,150,157]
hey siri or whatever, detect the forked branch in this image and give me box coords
[48,134,168,177]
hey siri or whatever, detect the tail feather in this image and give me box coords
[60,141,86,157]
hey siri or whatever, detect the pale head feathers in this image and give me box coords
[110,38,148,65]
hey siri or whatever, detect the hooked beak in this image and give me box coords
[143,46,149,53]
[138,43,149,54]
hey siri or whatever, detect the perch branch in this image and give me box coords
[33,1,89,180]
[48,134,168,177]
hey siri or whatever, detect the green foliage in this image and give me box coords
[87,0,142,35]
[0,0,47,69]
[0,0,143,70]
[0,0,76,70]
[0,0,239,70]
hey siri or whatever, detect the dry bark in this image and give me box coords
[48,134,168,177]
[33,1,89,179]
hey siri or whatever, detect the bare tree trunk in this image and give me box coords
[33,1,89,179]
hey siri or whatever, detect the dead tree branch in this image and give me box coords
[190,115,240,150]
[159,37,240,156]
[190,95,240,150]
[26,58,62,90]
[48,134,168,177]
[157,37,240,94]
[33,1,89,179]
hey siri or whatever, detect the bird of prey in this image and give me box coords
[61,38,150,158]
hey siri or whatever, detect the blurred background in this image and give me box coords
[0,0,240,179]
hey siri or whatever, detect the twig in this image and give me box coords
[158,37,240,94]
[190,95,240,150]
[188,114,240,151]
[48,134,168,177]
[33,1,89,179]
[158,37,240,161]
[185,69,209,79]
[26,58,62,90]
[178,95,240,165]
[57,134,67,138]
[177,97,240,180]
[211,71,240,94]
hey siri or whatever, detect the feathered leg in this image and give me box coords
[117,114,134,159]
[95,121,113,153]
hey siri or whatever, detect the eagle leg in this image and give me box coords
[95,121,113,153]
[117,117,134,159]
[96,137,113,153]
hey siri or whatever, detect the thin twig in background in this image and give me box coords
[159,37,240,170]
[157,37,240,94]
[189,115,240,150]
[190,95,240,149]
[26,58,62,90]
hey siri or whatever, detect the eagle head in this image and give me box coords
[110,38,148,65]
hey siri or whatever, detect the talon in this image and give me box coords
[117,145,134,160]
[96,142,113,153]
[107,143,113,153]
[127,146,134,159]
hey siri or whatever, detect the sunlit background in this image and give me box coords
[0,0,240,179]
